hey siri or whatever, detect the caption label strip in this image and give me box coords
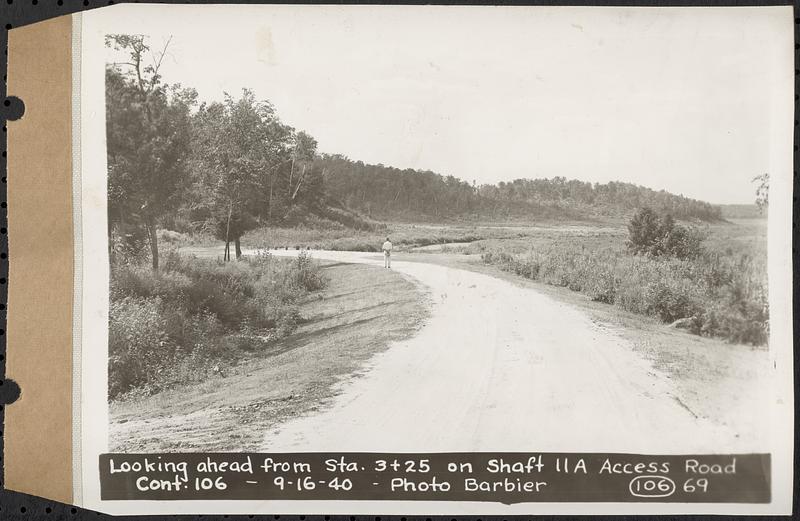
[100,453,770,503]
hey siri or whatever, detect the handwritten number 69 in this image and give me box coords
[683,478,709,493]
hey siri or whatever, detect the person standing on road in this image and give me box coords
[382,237,393,268]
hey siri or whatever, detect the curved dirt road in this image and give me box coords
[259,250,765,454]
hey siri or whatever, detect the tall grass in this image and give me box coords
[109,249,327,399]
[244,224,516,252]
[481,243,768,346]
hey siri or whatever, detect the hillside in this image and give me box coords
[719,204,765,219]
[316,154,723,223]
[317,154,571,223]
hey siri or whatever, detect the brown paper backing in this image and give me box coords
[5,15,74,504]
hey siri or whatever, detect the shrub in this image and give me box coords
[627,207,662,255]
[157,229,189,244]
[109,222,150,266]
[645,277,703,323]
[627,207,704,259]
[587,265,618,304]
[108,297,174,397]
[293,251,327,291]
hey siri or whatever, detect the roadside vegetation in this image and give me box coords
[480,210,768,345]
[109,250,327,399]
[109,261,428,452]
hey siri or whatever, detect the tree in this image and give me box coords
[106,34,195,271]
[753,173,769,214]
[626,207,662,256]
[287,131,318,205]
[627,207,703,259]
[193,90,290,259]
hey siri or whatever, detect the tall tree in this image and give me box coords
[193,90,291,259]
[287,131,318,204]
[106,34,195,271]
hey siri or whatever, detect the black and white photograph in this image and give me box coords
[67,3,795,515]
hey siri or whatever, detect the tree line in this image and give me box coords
[478,178,723,221]
[318,156,724,222]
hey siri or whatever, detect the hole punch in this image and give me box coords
[3,96,24,121]
[0,377,20,405]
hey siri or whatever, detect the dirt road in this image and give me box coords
[259,249,768,454]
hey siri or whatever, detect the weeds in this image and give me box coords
[245,224,508,252]
[481,242,768,345]
[109,249,328,399]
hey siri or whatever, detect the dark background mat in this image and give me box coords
[0,0,797,518]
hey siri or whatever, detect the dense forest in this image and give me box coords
[316,154,723,222]
[106,34,723,271]
[479,178,722,221]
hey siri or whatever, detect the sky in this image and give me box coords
[88,4,793,204]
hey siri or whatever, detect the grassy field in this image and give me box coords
[110,258,429,451]
[172,219,631,254]
[241,222,530,252]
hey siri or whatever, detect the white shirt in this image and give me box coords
[382,241,393,253]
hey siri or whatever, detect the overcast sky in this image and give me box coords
[89,4,792,204]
